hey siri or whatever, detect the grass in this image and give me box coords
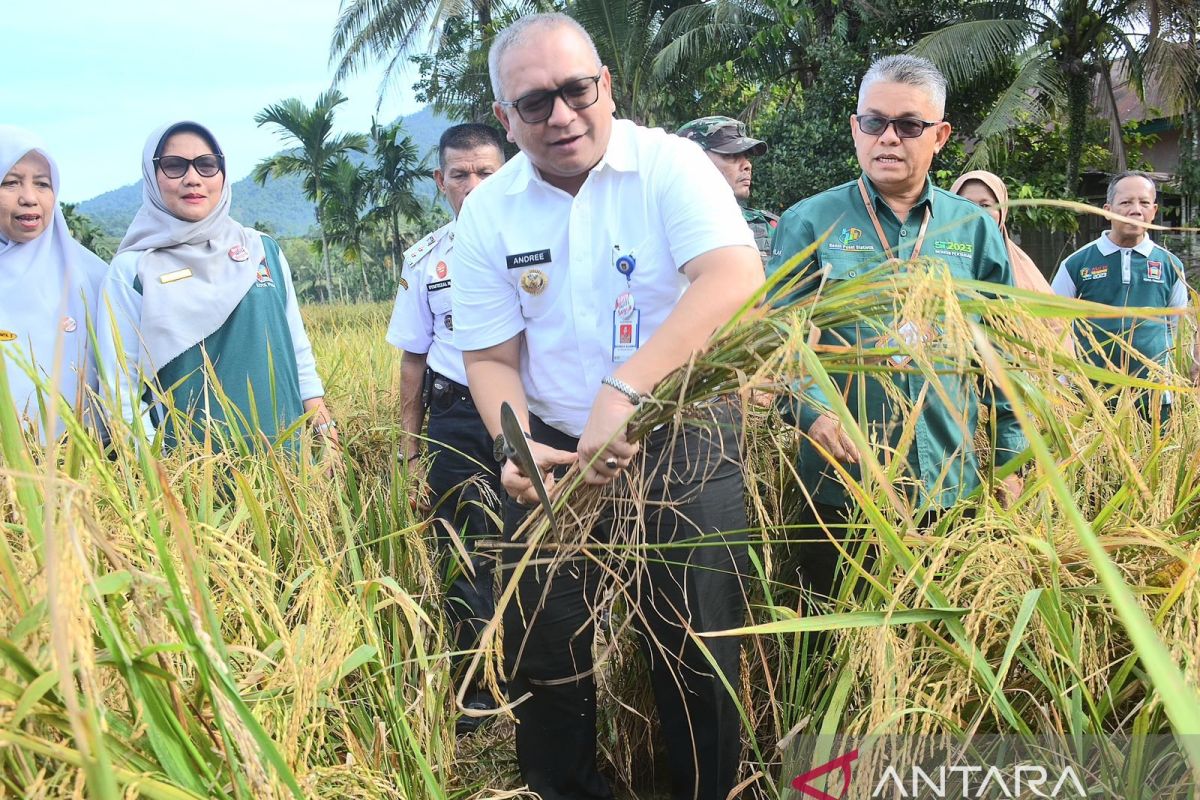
[1,272,1199,798]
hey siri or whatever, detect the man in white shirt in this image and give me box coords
[386,123,506,733]
[451,13,764,800]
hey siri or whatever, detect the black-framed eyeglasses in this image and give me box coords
[498,73,603,124]
[153,154,224,179]
[855,114,940,139]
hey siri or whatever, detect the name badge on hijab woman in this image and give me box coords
[0,125,107,438]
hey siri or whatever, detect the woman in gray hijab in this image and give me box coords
[0,125,107,440]
[97,121,336,449]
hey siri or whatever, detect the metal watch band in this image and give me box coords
[493,429,531,462]
[601,375,644,407]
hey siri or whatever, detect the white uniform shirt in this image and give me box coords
[386,220,469,385]
[451,119,756,436]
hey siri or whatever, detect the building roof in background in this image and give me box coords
[1102,61,1178,123]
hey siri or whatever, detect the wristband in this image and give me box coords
[315,419,337,436]
[601,375,646,408]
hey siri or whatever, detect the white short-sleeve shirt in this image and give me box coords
[451,119,757,436]
[386,220,470,385]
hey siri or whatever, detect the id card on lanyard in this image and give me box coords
[857,177,931,263]
[612,246,640,362]
[858,178,933,366]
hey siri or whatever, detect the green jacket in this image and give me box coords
[767,174,1026,508]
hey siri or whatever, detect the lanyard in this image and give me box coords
[857,177,931,262]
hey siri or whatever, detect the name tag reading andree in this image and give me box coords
[159,268,193,284]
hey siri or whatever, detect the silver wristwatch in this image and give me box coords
[601,375,646,407]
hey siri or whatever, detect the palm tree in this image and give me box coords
[330,0,504,88]
[252,89,368,302]
[568,0,671,125]
[365,119,427,280]
[654,0,857,94]
[322,156,376,302]
[913,0,1200,193]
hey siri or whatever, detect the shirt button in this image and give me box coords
[900,229,908,237]
[849,271,857,277]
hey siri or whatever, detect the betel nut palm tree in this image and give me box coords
[253,89,368,302]
[365,119,426,281]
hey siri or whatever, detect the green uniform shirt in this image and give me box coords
[144,237,304,448]
[742,206,778,262]
[1050,234,1188,382]
[767,174,1026,508]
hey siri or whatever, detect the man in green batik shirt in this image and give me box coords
[677,115,778,261]
[766,54,1026,601]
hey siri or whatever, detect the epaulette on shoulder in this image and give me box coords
[403,222,454,268]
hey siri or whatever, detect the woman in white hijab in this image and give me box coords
[97,121,336,449]
[0,125,107,439]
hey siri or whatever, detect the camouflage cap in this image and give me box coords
[676,115,768,156]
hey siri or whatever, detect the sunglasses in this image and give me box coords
[498,73,603,124]
[154,154,224,179]
[855,114,940,139]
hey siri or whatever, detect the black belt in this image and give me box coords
[428,370,473,406]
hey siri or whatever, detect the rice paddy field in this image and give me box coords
[2,262,1200,799]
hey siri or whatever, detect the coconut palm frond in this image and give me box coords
[570,0,663,123]
[1141,36,1200,115]
[972,53,1060,142]
[330,0,439,84]
[911,19,1031,86]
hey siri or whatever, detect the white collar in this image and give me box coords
[1096,231,1156,257]
[504,118,638,195]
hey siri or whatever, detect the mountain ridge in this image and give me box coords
[77,106,451,238]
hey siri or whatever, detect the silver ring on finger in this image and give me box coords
[604,457,619,470]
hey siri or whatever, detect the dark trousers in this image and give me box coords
[790,501,866,604]
[502,406,750,800]
[426,377,502,697]
[791,501,974,604]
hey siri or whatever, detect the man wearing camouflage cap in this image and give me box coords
[678,115,778,260]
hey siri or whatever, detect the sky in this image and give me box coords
[3,0,423,202]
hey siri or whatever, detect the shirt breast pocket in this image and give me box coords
[822,250,876,283]
[428,283,452,316]
[513,263,560,321]
[625,236,685,310]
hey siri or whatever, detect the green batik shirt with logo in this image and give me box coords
[766,174,1026,508]
[743,206,779,262]
[135,236,304,449]
[1054,234,1186,380]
